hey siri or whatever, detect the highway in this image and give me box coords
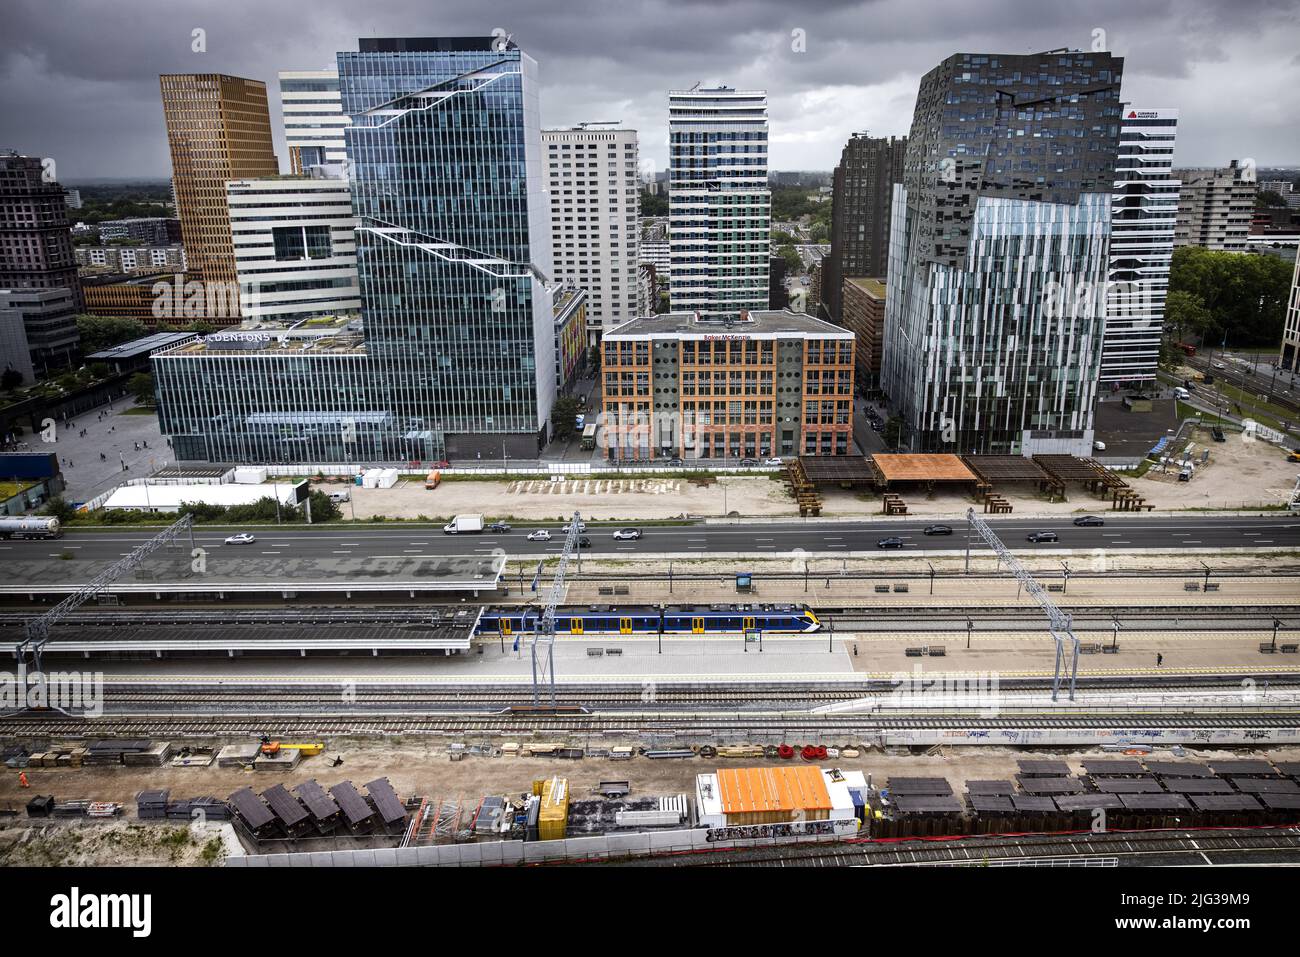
[3,514,1298,562]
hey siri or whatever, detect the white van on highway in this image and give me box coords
[1173,386,1190,400]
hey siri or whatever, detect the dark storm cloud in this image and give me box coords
[2,0,1296,180]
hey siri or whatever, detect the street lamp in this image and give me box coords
[1200,560,1211,591]
[1060,560,1070,596]
[926,560,935,595]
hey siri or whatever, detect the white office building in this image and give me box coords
[278,69,349,173]
[668,87,770,320]
[542,126,641,341]
[225,172,360,323]
[1102,108,1181,385]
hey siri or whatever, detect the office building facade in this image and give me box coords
[881,51,1124,455]
[226,173,359,323]
[1282,254,1300,375]
[668,87,770,320]
[1102,108,1180,384]
[1173,162,1255,251]
[159,73,279,320]
[97,217,182,245]
[543,126,641,340]
[841,277,887,389]
[279,69,350,173]
[0,150,83,312]
[600,310,854,461]
[0,287,81,376]
[822,135,906,323]
[155,37,559,465]
[76,244,186,273]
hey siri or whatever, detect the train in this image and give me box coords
[477,603,821,637]
[0,516,62,540]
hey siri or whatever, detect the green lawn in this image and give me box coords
[0,481,34,501]
[120,405,157,415]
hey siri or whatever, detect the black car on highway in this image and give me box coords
[876,537,905,549]
[577,537,592,548]
[1071,516,1104,527]
[1026,531,1059,543]
[923,524,953,536]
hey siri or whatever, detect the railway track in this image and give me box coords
[2,710,1297,738]
[2,605,1300,629]
[82,672,1300,708]
[649,827,1300,867]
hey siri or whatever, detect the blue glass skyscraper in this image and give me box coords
[341,37,555,460]
[155,37,558,464]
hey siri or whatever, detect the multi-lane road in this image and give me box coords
[4,514,1298,563]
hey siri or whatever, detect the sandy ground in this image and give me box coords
[331,475,795,522]
[4,741,1299,864]
[310,429,1299,522]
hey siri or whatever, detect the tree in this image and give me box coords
[639,188,668,217]
[306,489,341,522]
[1,368,21,392]
[1256,190,1288,208]
[778,244,802,276]
[884,415,905,449]
[1168,246,1291,348]
[42,496,78,525]
[128,372,155,407]
[552,395,582,441]
[1164,288,1215,344]
[75,313,147,353]
[88,362,111,380]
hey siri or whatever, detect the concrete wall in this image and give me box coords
[225,824,855,868]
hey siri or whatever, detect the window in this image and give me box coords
[272,224,332,261]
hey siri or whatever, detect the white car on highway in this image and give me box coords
[526,529,551,542]
[612,528,642,541]
[224,532,256,545]
[763,457,785,467]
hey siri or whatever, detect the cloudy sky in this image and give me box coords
[4,0,1298,181]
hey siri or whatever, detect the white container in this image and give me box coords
[362,468,382,489]
[377,468,399,489]
[233,466,268,485]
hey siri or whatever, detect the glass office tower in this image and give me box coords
[340,37,555,461]
[880,50,1124,455]
[155,37,557,465]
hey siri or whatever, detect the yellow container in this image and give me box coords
[538,776,569,841]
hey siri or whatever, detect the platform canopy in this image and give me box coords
[963,455,1051,485]
[797,456,880,486]
[870,453,977,485]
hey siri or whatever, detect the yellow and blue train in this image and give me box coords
[477,603,821,638]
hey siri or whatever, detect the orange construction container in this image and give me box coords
[715,766,832,825]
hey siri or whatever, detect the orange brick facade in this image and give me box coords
[601,314,854,460]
